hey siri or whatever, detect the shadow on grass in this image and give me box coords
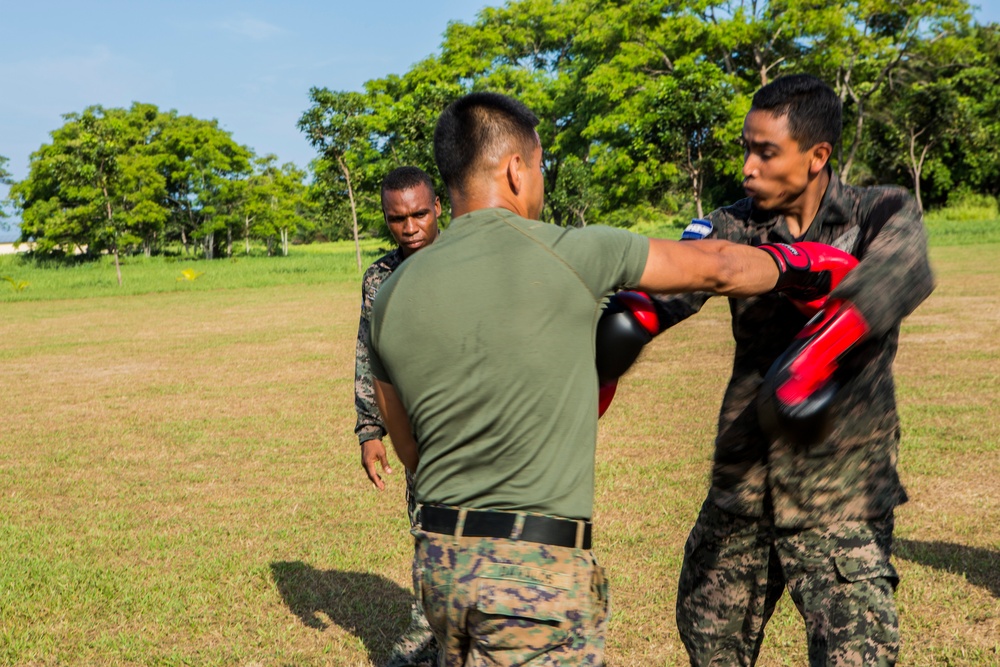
[895,539,1000,597]
[270,560,414,663]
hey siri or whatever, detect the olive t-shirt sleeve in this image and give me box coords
[555,225,649,298]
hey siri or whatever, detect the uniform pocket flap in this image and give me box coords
[833,554,898,584]
[476,564,574,623]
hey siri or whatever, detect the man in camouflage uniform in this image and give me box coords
[367,92,824,666]
[354,165,441,666]
[654,74,935,666]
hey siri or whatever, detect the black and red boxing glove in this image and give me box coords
[789,247,858,317]
[595,291,660,417]
[758,299,870,446]
[760,242,858,304]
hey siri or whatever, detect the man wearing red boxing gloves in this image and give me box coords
[648,74,934,666]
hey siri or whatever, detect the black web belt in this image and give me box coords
[418,505,592,550]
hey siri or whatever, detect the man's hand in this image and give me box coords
[361,439,393,490]
[759,242,857,302]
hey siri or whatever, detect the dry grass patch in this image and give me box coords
[1,244,997,666]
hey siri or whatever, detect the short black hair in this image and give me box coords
[751,74,842,150]
[433,92,540,195]
[380,166,436,206]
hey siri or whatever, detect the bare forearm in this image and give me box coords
[638,238,778,297]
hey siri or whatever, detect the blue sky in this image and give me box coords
[2,1,999,241]
[0,0,492,240]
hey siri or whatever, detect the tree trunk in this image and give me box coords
[281,228,289,256]
[102,187,123,286]
[245,215,252,255]
[339,155,362,271]
[839,93,864,183]
[908,131,931,213]
[687,145,705,219]
[113,246,123,286]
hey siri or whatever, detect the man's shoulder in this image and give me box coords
[703,198,756,239]
[363,248,405,284]
[708,198,754,224]
[840,183,921,230]
[852,183,916,208]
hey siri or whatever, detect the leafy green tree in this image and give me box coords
[158,113,252,259]
[791,0,972,181]
[241,156,310,256]
[0,155,12,229]
[295,0,990,229]
[578,3,747,219]
[299,89,378,270]
[11,104,170,283]
[949,24,1000,198]
[549,155,600,226]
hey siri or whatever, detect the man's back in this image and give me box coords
[371,207,647,519]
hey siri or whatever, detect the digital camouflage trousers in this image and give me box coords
[677,497,899,667]
[411,525,610,666]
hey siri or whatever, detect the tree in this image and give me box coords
[299,89,378,270]
[10,104,170,283]
[158,113,252,259]
[549,155,600,226]
[242,156,309,256]
[864,28,980,209]
[578,2,747,220]
[793,0,972,182]
[0,155,12,229]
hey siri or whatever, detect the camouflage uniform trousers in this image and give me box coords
[411,516,610,666]
[676,497,900,667]
[384,470,439,667]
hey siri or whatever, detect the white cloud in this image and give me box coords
[219,16,286,40]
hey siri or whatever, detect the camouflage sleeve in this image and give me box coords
[650,292,711,330]
[354,268,387,446]
[831,188,935,337]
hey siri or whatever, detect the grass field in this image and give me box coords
[1,229,998,665]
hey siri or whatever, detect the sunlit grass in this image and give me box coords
[0,237,996,665]
[0,239,393,303]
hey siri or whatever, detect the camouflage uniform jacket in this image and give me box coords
[654,170,934,527]
[355,247,405,446]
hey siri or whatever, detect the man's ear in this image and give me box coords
[506,153,524,195]
[433,196,441,218]
[809,142,833,176]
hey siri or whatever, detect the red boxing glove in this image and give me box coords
[595,291,659,417]
[758,299,869,446]
[760,242,858,305]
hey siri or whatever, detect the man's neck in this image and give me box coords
[450,187,531,220]
[782,168,831,239]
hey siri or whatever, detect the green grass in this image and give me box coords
[0,233,997,666]
[0,239,394,303]
[2,214,997,303]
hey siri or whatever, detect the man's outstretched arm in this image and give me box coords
[639,238,853,300]
[638,238,777,297]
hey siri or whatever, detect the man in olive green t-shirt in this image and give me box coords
[369,92,822,667]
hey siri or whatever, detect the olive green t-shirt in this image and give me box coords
[370,208,648,520]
